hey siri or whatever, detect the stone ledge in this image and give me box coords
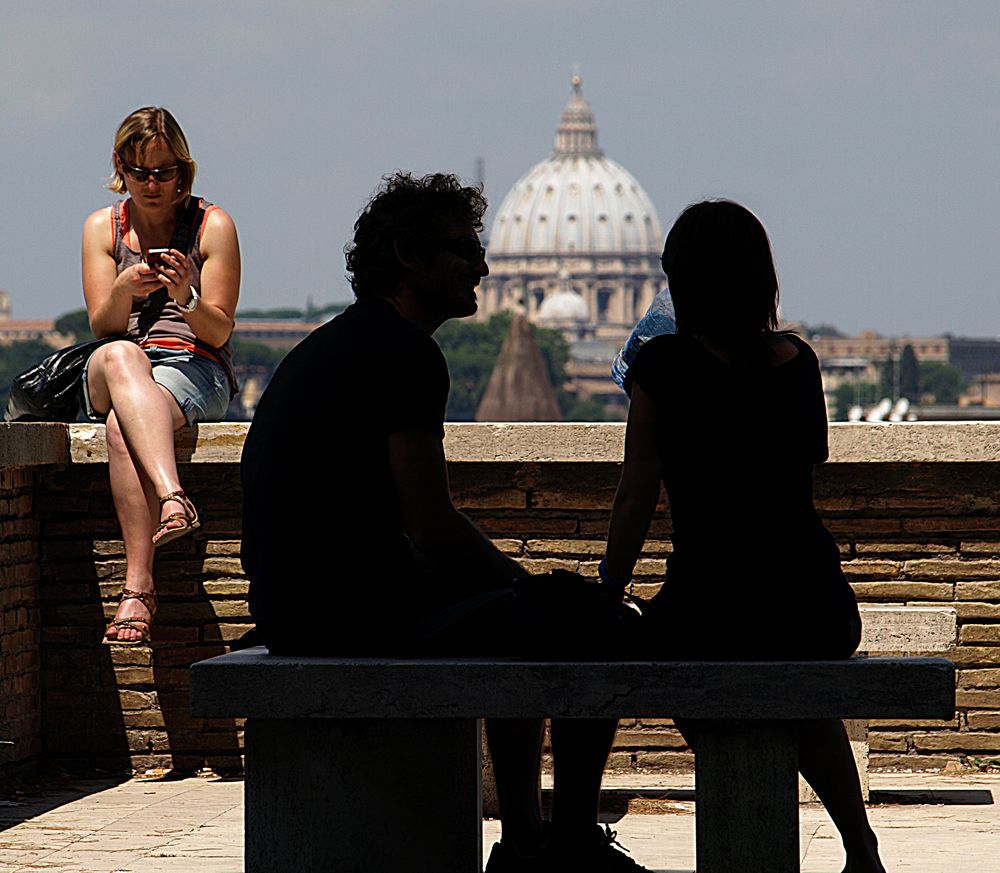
[0,423,69,467]
[827,422,1000,463]
[68,422,248,465]
[3,421,1000,466]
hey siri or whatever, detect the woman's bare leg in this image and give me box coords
[104,410,159,642]
[797,719,885,873]
[89,343,188,642]
[86,342,186,495]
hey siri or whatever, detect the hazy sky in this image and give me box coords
[2,1,998,336]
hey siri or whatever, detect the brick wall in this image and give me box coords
[453,459,1000,773]
[37,462,247,776]
[3,423,1000,779]
[0,466,42,782]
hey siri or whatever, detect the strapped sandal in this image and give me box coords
[152,490,200,547]
[103,588,158,647]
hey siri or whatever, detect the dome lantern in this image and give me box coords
[553,74,603,158]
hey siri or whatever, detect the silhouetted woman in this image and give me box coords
[82,107,240,645]
[602,200,885,872]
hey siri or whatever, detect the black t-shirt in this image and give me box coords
[630,333,836,578]
[241,297,449,639]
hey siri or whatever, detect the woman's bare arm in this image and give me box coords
[164,208,241,348]
[81,208,162,338]
[603,383,663,594]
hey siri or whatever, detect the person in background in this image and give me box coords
[82,107,240,645]
[610,287,676,391]
[602,200,886,873]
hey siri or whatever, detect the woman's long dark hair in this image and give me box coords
[663,200,780,366]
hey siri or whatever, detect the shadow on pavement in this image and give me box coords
[0,775,126,833]
[870,788,994,806]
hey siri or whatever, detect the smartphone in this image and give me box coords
[147,248,170,272]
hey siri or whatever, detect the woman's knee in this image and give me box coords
[92,341,151,384]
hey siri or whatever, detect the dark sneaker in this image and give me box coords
[484,837,547,872]
[548,824,652,872]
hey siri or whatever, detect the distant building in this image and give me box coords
[807,332,1000,385]
[962,374,1000,409]
[232,319,324,350]
[947,338,1000,381]
[0,291,68,348]
[808,333,949,367]
[478,75,665,416]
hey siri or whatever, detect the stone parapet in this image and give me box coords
[3,421,1000,780]
[7,420,1000,467]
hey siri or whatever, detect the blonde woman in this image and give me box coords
[81,107,240,645]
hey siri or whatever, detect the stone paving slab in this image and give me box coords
[0,772,997,872]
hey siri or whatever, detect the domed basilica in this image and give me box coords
[478,75,664,353]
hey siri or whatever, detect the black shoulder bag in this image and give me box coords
[3,199,205,423]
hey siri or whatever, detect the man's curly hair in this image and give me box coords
[345,171,488,298]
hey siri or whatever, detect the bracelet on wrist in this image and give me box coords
[598,558,629,592]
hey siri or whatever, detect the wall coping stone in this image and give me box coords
[0,422,69,467]
[4,420,1000,467]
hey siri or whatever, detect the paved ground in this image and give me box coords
[0,771,997,872]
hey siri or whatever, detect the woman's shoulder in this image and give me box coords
[635,333,693,367]
[199,200,233,223]
[83,204,114,233]
[641,332,687,355]
[82,205,116,253]
[196,201,238,251]
[627,333,690,394]
[782,332,820,366]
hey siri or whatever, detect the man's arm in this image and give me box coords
[388,429,526,584]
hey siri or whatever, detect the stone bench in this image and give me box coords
[814,605,958,802]
[190,649,954,873]
[476,605,959,810]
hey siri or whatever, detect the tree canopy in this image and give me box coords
[53,308,93,341]
[918,361,966,405]
[236,302,348,321]
[900,344,919,399]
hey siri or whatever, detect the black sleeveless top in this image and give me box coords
[629,333,859,659]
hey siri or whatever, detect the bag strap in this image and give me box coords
[136,198,206,338]
[168,196,206,256]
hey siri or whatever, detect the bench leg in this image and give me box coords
[694,720,799,873]
[244,717,482,873]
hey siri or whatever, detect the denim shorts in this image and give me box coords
[82,345,231,426]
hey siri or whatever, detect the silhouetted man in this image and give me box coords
[241,172,647,872]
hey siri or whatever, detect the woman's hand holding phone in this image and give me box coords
[151,248,194,304]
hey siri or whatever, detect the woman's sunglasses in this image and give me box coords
[121,163,180,184]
